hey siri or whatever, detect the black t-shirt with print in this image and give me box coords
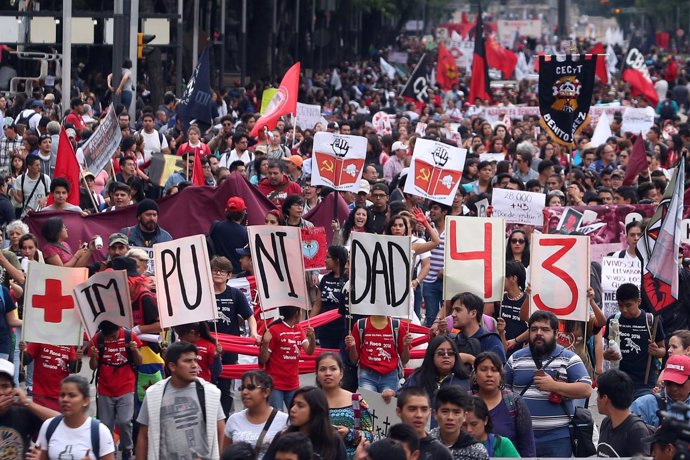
[605,312,665,383]
[209,286,253,364]
[0,406,43,457]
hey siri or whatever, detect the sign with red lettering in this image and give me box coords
[530,234,590,321]
[444,216,506,302]
[22,261,88,346]
[404,138,466,206]
[311,132,367,193]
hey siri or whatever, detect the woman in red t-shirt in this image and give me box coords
[259,306,316,410]
[19,341,82,410]
[173,322,222,383]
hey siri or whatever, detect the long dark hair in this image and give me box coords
[472,352,505,392]
[341,204,374,243]
[327,245,348,277]
[506,229,530,267]
[286,386,339,459]
[407,336,468,399]
[173,322,218,346]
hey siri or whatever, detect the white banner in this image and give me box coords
[621,106,655,135]
[444,216,506,302]
[81,105,123,175]
[296,102,323,130]
[404,138,466,206]
[491,188,545,226]
[530,234,590,321]
[350,233,411,318]
[73,270,133,339]
[22,262,88,346]
[448,32,474,72]
[601,256,642,317]
[153,235,217,328]
[478,105,621,127]
[248,226,309,310]
[357,388,401,438]
[311,132,367,193]
[497,19,543,47]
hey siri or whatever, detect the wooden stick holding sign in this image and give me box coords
[644,316,660,385]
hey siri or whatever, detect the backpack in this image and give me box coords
[17,110,39,129]
[659,100,675,120]
[357,317,404,380]
[613,311,662,371]
[91,329,136,385]
[46,415,100,457]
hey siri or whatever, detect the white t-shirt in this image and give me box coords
[140,129,169,159]
[17,172,51,214]
[37,417,115,460]
[225,409,288,459]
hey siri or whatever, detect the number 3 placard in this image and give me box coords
[530,234,590,322]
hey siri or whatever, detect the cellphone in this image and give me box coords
[534,369,546,377]
[81,242,89,249]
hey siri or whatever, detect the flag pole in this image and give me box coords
[292,114,297,149]
[110,160,117,182]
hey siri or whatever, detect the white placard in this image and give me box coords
[681,219,690,244]
[73,270,133,339]
[357,388,401,439]
[491,188,546,226]
[350,233,411,318]
[130,246,155,275]
[153,235,218,328]
[404,138,467,206]
[621,106,655,135]
[82,105,123,175]
[479,153,505,163]
[311,132,368,193]
[296,102,323,130]
[601,256,642,318]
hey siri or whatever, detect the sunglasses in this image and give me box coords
[510,238,526,244]
[239,384,266,391]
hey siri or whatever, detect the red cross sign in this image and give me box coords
[32,279,75,323]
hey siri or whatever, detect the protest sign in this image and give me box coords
[22,262,88,346]
[497,19,542,47]
[350,233,411,318]
[372,111,393,136]
[479,153,505,163]
[621,106,655,135]
[475,198,489,217]
[148,153,184,186]
[444,216,506,302]
[248,226,309,310]
[557,207,584,233]
[301,226,327,270]
[130,246,155,275]
[358,388,400,438]
[73,270,132,339]
[477,105,620,126]
[491,188,545,226]
[601,256,642,317]
[153,235,217,328]
[296,102,323,130]
[404,138,466,206]
[81,105,123,175]
[448,32,474,71]
[530,234,590,321]
[311,132,367,193]
[682,219,690,244]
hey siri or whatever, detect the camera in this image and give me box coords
[658,401,690,460]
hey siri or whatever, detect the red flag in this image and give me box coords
[436,42,459,91]
[47,127,81,206]
[459,12,474,38]
[587,43,608,83]
[485,37,517,79]
[622,41,659,107]
[469,6,491,104]
[623,134,648,186]
[249,62,301,138]
[192,152,205,186]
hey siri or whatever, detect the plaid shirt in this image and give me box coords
[0,135,22,174]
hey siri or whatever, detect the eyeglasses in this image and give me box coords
[435,350,455,357]
[239,384,266,391]
[510,238,525,244]
[212,269,229,275]
[372,193,387,199]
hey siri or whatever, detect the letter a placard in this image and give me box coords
[530,234,589,322]
[248,225,309,310]
[444,216,505,302]
[350,233,412,318]
[22,261,88,346]
[153,234,217,328]
[73,270,133,339]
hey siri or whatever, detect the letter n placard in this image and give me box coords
[153,234,217,328]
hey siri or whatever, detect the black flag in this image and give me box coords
[177,45,214,132]
[401,54,430,107]
[538,54,597,147]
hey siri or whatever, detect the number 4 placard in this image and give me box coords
[530,234,589,322]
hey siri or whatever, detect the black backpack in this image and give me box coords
[91,329,136,385]
[659,100,675,120]
[46,416,100,457]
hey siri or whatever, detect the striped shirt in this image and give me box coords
[0,136,22,173]
[423,231,445,283]
[504,345,591,442]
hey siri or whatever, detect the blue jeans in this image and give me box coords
[358,367,399,392]
[413,283,423,320]
[269,389,296,411]
[536,436,572,457]
[422,278,443,328]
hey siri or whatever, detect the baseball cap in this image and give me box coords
[358,179,371,195]
[236,245,251,257]
[371,183,389,195]
[3,117,14,129]
[392,141,407,152]
[65,128,77,139]
[31,100,45,110]
[108,233,129,247]
[0,359,13,382]
[283,155,303,169]
[254,145,267,155]
[44,93,55,101]
[610,169,624,179]
[327,122,339,130]
[225,196,247,212]
[663,354,690,384]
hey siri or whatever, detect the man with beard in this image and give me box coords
[120,199,172,247]
[504,310,592,457]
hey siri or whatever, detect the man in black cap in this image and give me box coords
[645,422,677,460]
[120,199,172,247]
[367,183,390,234]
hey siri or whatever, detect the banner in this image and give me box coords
[73,270,133,339]
[530,234,590,322]
[491,188,545,226]
[153,235,217,328]
[350,233,411,318]
[448,32,474,72]
[22,262,88,346]
[148,153,185,187]
[601,257,642,317]
[621,106,655,135]
[444,216,505,302]
[478,105,621,126]
[497,19,542,47]
[357,388,400,438]
[81,105,123,175]
[404,138,466,206]
[311,132,367,193]
[301,226,327,270]
[296,102,323,130]
[248,226,309,310]
[538,54,598,147]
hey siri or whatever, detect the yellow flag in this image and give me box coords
[260,88,277,114]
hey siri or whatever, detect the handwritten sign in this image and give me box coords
[311,132,367,193]
[81,105,123,175]
[358,388,400,439]
[404,138,467,206]
[350,233,411,318]
[601,256,642,317]
[153,235,217,328]
[530,234,590,321]
[73,270,132,339]
[491,188,545,226]
[621,106,655,135]
[248,226,309,310]
[296,102,323,130]
[444,217,506,302]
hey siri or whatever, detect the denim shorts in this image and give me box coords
[358,367,400,392]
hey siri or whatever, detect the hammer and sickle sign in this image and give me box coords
[321,160,334,173]
[417,168,431,182]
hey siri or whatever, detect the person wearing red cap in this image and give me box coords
[630,354,690,427]
[207,196,249,274]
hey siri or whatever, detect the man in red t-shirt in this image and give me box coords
[64,98,87,139]
[88,320,143,459]
[20,342,81,411]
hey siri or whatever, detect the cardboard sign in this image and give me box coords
[296,102,323,130]
[350,233,411,318]
[601,256,642,317]
[530,234,590,321]
[248,226,309,310]
[301,226,327,270]
[357,388,401,438]
[404,138,467,206]
[621,106,655,135]
[73,270,133,339]
[311,132,367,193]
[491,188,545,226]
[444,217,506,302]
[22,262,88,346]
[153,235,217,328]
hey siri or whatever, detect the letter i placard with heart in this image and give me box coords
[301,227,327,270]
